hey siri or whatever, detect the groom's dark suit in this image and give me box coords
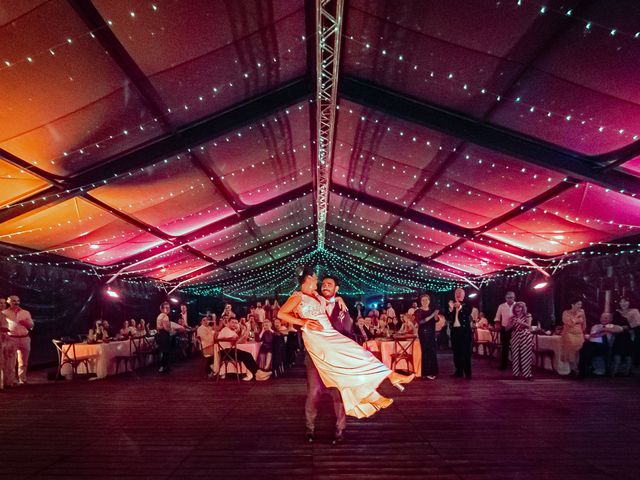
[305,300,353,435]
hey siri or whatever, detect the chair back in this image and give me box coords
[392,337,415,358]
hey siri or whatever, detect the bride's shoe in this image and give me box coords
[389,372,415,392]
[371,396,394,411]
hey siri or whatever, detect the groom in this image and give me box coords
[305,275,353,445]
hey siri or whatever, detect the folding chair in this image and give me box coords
[215,337,242,382]
[489,329,503,362]
[390,337,416,373]
[52,339,98,380]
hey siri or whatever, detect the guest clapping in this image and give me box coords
[508,302,534,380]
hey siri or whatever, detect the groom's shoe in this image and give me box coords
[305,430,315,443]
[332,429,344,445]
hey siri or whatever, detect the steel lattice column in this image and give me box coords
[314,0,344,249]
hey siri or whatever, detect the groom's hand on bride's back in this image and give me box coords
[305,319,324,331]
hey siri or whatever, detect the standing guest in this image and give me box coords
[494,291,516,370]
[446,288,473,379]
[273,318,288,335]
[611,299,634,376]
[254,302,266,324]
[415,294,439,380]
[3,295,34,385]
[509,302,534,380]
[407,302,418,317]
[156,302,172,374]
[179,304,189,327]
[1,307,14,390]
[218,318,270,381]
[221,303,236,319]
[264,299,273,321]
[385,303,397,321]
[614,298,640,368]
[272,300,281,322]
[196,317,216,376]
[561,299,586,375]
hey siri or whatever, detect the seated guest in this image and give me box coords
[387,315,401,333]
[374,317,389,338]
[118,320,132,338]
[128,319,139,335]
[352,316,373,343]
[257,320,275,370]
[218,318,271,381]
[399,314,418,336]
[137,319,149,336]
[101,320,113,338]
[579,312,623,377]
[477,312,489,329]
[196,317,216,376]
[94,320,109,341]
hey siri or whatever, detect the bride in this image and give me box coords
[278,267,414,418]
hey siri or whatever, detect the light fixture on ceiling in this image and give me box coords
[468,292,478,298]
[105,289,120,298]
[169,297,179,304]
[533,281,549,290]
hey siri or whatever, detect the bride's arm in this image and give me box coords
[277,293,323,331]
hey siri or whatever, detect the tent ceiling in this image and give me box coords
[1,0,639,296]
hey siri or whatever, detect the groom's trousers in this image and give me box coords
[305,353,346,433]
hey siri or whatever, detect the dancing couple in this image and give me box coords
[277,267,414,442]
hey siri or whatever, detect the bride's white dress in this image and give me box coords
[296,292,391,418]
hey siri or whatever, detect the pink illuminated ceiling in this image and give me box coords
[1,0,639,294]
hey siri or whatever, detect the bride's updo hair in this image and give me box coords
[295,265,316,286]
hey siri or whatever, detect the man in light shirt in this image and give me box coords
[494,291,516,370]
[218,318,268,381]
[196,317,216,376]
[254,302,266,323]
[579,312,622,377]
[3,295,34,385]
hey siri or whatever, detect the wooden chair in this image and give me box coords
[271,335,286,377]
[533,333,555,370]
[215,337,242,382]
[115,336,144,374]
[52,339,98,380]
[489,329,503,362]
[472,328,491,357]
[390,337,416,373]
[136,335,159,366]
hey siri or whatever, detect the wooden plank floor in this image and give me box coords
[1,352,639,480]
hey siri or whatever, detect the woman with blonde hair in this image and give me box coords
[561,299,586,375]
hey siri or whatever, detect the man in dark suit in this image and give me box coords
[446,288,473,379]
[305,275,353,445]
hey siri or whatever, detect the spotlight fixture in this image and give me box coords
[106,289,120,298]
[468,292,478,298]
[169,297,179,304]
[533,281,549,290]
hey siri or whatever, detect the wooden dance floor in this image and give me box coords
[1,353,639,480]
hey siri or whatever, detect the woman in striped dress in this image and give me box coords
[509,301,534,380]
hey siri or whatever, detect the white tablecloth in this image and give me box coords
[475,328,493,356]
[366,338,422,377]
[534,334,570,375]
[211,341,261,375]
[61,337,156,379]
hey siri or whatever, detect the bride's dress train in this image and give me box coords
[296,292,391,418]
